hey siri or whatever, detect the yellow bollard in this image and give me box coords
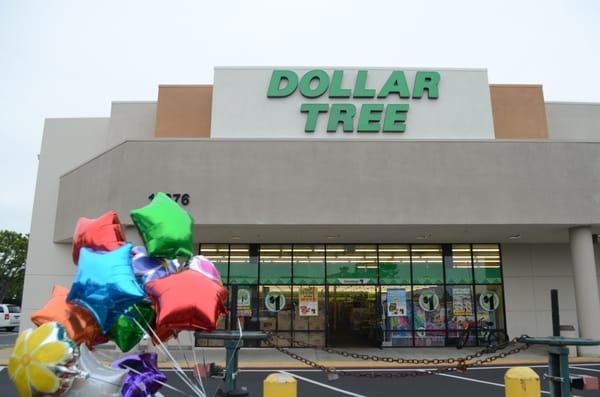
[263,373,297,397]
[505,367,541,397]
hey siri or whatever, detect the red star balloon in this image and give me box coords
[72,210,126,264]
[31,285,108,348]
[144,270,228,340]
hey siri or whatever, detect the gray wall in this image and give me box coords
[55,139,600,242]
[503,244,579,339]
[546,102,600,140]
[21,103,157,330]
[107,102,157,147]
[21,118,110,329]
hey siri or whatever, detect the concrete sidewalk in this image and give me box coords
[2,344,599,368]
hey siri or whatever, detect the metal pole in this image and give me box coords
[230,285,238,331]
[551,289,560,337]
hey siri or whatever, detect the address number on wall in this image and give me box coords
[148,193,190,206]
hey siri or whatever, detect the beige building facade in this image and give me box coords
[22,67,600,351]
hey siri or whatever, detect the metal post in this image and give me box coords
[223,339,246,396]
[547,346,571,397]
[230,285,238,331]
[197,331,267,397]
[551,289,560,337]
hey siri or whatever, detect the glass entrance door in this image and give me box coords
[327,286,378,347]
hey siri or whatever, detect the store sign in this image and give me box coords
[211,67,495,139]
[452,287,473,317]
[479,291,500,312]
[338,278,370,285]
[418,291,440,312]
[299,287,318,316]
[267,69,438,133]
[387,289,407,317]
[237,288,252,317]
[264,292,286,313]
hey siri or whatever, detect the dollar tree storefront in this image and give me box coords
[198,243,505,348]
[24,66,600,351]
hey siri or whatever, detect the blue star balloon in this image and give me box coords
[67,243,146,333]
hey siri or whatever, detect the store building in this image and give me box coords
[22,67,600,350]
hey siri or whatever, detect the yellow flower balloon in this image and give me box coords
[8,322,77,397]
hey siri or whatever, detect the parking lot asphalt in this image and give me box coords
[0,329,19,349]
[2,363,600,396]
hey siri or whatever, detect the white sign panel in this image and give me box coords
[211,67,495,139]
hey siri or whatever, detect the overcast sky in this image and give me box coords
[1,0,599,234]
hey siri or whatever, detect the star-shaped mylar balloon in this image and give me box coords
[144,270,228,336]
[31,285,108,348]
[72,210,126,264]
[130,192,194,259]
[67,243,146,333]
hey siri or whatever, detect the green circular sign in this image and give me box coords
[479,291,500,312]
[418,291,439,312]
[265,292,286,313]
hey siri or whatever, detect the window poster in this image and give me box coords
[386,288,407,317]
[237,288,253,317]
[299,287,318,316]
[452,287,473,317]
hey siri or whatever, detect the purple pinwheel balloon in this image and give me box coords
[189,255,223,285]
[132,246,179,285]
[111,352,166,397]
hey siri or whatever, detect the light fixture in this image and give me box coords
[415,235,429,240]
[508,234,521,240]
[231,236,241,240]
[327,235,338,239]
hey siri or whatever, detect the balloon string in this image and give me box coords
[131,317,205,397]
[138,323,204,397]
[129,314,203,397]
[94,350,186,395]
[131,318,203,397]
[176,334,206,395]
[130,307,204,397]
[210,317,244,397]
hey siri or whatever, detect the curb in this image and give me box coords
[2,357,600,369]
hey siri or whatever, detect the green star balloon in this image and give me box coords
[131,192,194,259]
[108,301,156,352]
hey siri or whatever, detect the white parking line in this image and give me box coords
[279,370,367,397]
[433,372,550,395]
[571,366,600,373]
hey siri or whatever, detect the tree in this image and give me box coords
[0,230,28,304]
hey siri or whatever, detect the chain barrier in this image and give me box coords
[265,332,530,378]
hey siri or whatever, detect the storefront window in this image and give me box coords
[293,245,325,284]
[326,245,378,285]
[411,245,443,284]
[292,285,326,347]
[476,285,505,327]
[260,245,292,284]
[473,244,502,284]
[259,286,292,347]
[229,244,259,284]
[445,244,473,284]
[197,242,505,348]
[379,245,411,284]
[446,285,475,330]
[413,285,446,347]
[199,244,229,284]
[380,285,413,347]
